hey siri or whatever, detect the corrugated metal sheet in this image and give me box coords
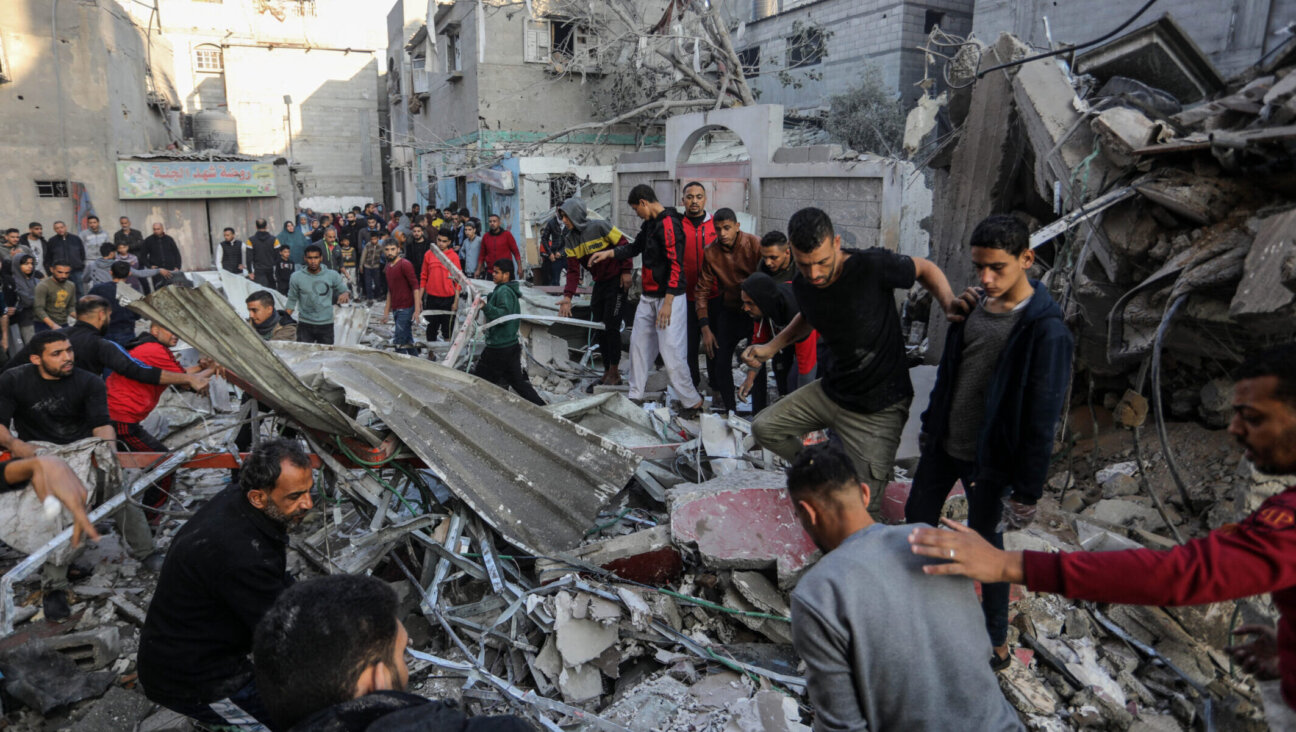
[130,284,640,555]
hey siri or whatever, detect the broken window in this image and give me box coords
[194,45,223,73]
[549,19,599,71]
[549,175,580,208]
[444,26,461,73]
[924,10,945,33]
[739,46,760,78]
[35,180,69,198]
[786,27,824,68]
[524,19,551,64]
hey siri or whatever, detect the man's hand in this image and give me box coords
[27,457,100,548]
[656,300,672,329]
[413,307,422,322]
[1227,625,1281,680]
[620,272,633,291]
[473,295,486,310]
[186,372,212,393]
[738,370,758,401]
[588,250,614,266]
[946,287,981,324]
[381,310,390,324]
[1002,497,1037,530]
[742,343,775,369]
[558,299,573,318]
[8,440,37,459]
[338,292,351,305]
[700,326,718,358]
[907,518,1026,583]
[161,269,175,279]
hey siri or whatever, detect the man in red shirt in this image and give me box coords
[381,240,419,355]
[419,228,461,353]
[679,182,714,389]
[908,344,1296,725]
[107,323,214,517]
[479,215,521,280]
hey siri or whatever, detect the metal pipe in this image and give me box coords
[0,445,199,635]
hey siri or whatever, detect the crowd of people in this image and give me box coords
[0,186,1294,732]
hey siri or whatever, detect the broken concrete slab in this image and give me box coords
[1229,208,1296,323]
[1081,498,1169,530]
[687,670,751,710]
[45,626,121,671]
[1092,106,1162,167]
[726,689,811,732]
[0,641,116,714]
[554,592,619,667]
[74,686,156,732]
[669,471,820,589]
[558,662,604,704]
[537,525,683,586]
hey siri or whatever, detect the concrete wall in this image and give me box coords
[735,0,973,111]
[972,0,1296,78]
[760,177,883,247]
[0,0,173,230]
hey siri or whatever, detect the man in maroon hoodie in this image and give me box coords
[479,214,521,279]
[908,343,1296,727]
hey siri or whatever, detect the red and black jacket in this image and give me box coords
[615,206,686,298]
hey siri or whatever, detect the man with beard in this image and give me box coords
[253,575,530,731]
[381,240,419,355]
[246,219,279,288]
[47,222,86,296]
[694,208,760,414]
[405,223,431,283]
[143,222,183,291]
[909,343,1296,727]
[138,438,314,730]
[0,329,157,620]
[479,214,521,278]
[679,182,714,388]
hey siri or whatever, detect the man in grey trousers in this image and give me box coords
[786,441,1022,731]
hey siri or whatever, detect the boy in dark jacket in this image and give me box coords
[556,198,632,389]
[904,214,1074,669]
[589,184,703,417]
[737,272,818,413]
[272,246,295,297]
[470,259,544,406]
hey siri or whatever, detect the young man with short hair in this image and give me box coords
[745,207,960,498]
[246,219,279,288]
[420,228,461,348]
[220,227,245,274]
[24,222,47,272]
[679,182,714,389]
[471,260,544,405]
[245,290,297,342]
[33,262,76,332]
[909,343,1296,727]
[286,245,350,345]
[695,207,761,414]
[556,197,631,389]
[381,240,419,355]
[79,215,110,264]
[904,214,1074,669]
[589,185,703,417]
[359,231,387,303]
[480,214,521,279]
[737,272,817,413]
[88,260,141,347]
[253,575,530,731]
[47,221,85,296]
[139,438,313,730]
[787,441,1023,731]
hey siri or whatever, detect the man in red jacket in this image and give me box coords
[107,322,214,518]
[908,343,1296,726]
[479,214,521,279]
[679,182,714,389]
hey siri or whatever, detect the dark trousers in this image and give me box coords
[115,421,172,518]
[472,343,544,405]
[590,278,625,368]
[751,345,797,414]
[162,677,276,731]
[362,268,386,300]
[686,300,703,388]
[296,322,334,345]
[424,295,454,341]
[706,301,752,414]
[905,447,1009,647]
[546,258,566,287]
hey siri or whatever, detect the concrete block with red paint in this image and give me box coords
[668,471,820,589]
[878,480,966,524]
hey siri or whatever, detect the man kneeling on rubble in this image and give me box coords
[253,575,531,731]
[787,441,1022,731]
[138,438,314,730]
[909,343,1296,728]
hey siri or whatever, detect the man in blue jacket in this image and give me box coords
[904,214,1074,670]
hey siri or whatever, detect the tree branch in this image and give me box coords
[521,98,716,153]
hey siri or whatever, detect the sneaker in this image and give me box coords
[43,590,71,623]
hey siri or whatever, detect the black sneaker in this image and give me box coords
[43,590,71,623]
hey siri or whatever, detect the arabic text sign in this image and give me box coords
[116,161,277,199]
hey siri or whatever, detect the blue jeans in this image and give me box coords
[905,446,1010,647]
[392,306,416,354]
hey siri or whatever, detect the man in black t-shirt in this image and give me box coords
[744,207,962,502]
[0,330,155,620]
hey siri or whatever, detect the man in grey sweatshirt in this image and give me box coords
[786,442,1023,731]
[286,244,350,344]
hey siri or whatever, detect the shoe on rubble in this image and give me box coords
[43,590,71,623]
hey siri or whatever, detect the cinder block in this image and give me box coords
[44,626,121,671]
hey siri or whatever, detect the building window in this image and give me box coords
[738,46,760,78]
[786,27,825,68]
[35,180,69,198]
[194,45,223,73]
[924,10,945,33]
[444,27,461,73]
[387,56,401,96]
[524,19,551,64]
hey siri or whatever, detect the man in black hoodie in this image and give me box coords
[144,223,183,291]
[247,219,279,288]
[589,185,703,418]
[904,214,1074,669]
[738,272,818,414]
[47,221,85,296]
[253,575,530,731]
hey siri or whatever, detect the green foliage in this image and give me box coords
[823,65,903,157]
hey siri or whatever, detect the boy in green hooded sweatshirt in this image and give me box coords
[471,259,544,405]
